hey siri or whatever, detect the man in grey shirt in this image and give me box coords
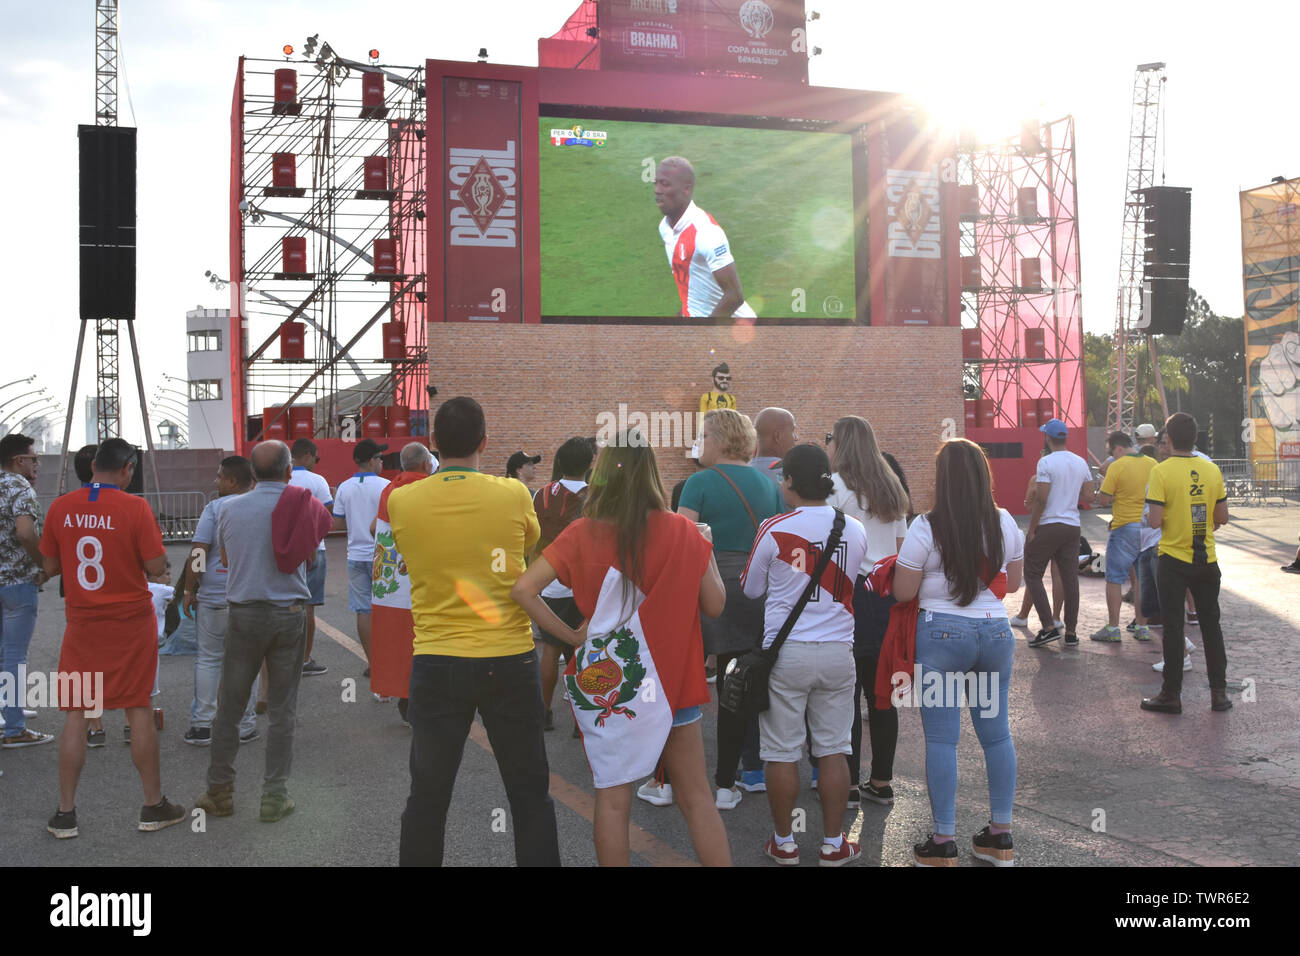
[196,441,310,823]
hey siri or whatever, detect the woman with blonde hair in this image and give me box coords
[826,416,908,807]
[512,430,731,866]
[655,408,783,810]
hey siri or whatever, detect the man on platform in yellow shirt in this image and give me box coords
[1093,431,1157,642]
[699,362,737,414]
[1140,412,1232,716]
[388,396,559,866]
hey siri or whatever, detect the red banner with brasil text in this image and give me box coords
[442,77,523,323]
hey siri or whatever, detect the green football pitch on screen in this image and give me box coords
[539,117,857,319]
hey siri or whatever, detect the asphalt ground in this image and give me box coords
[2,504,1297,870]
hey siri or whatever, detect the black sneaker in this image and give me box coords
[138,797,186,832]
[183,727,211,747]
[86,728,106,748]
[47,808,79,839]
[971,825,1015,867]
[861,781,895,805]
[1063,632,1079,646]
[846,786,861,809]
[1027,627,1061,648]
[913,835,959,867]
[239,728,261,744]
[302,658,328,677]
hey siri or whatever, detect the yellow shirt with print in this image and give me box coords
[388,467,540,658]
[1099,453,1156,528]
[1146,455,1226,564]
[699,390,737,414]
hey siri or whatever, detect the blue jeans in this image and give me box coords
[915,610,1017,834]
[1105,523,1143,583]
[400,651,560,867]
[1,582,39,736]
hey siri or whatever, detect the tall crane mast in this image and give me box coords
[1106,62,1165,437]
[94,0,121,440]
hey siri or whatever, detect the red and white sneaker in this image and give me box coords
[819,833,862,867]
[763,836,800,866]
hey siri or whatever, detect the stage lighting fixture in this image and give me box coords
[283,44,294,57]
[1273,176,1287,184]
[812,46,822,55]
[477,47,489,62]
[586,26,599,38]
[369,49,380,63]
[810,10,820,19]
[426,385,438,398]
[304,34,319,57]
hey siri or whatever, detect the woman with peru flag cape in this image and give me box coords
[512,433,732,866]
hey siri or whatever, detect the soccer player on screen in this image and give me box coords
[655,157,757,319]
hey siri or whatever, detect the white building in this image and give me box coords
[186,307,235,451]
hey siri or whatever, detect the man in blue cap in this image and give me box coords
[1024,419,1094,647]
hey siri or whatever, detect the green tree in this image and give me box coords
[1159,290,1245,457]
[1083,331,1187,428]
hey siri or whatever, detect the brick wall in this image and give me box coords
[428,324,963,511]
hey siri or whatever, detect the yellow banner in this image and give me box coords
[1240,178,1300,461]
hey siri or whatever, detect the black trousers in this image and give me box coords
[1156,554,1228,694]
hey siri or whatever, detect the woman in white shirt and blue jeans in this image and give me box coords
[893,439,1024,867]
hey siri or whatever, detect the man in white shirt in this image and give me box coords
[332,439,390,672]
[1025,420,1094,647]
[655,157,757,319]
[289,439,333,677]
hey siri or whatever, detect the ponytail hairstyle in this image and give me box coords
[781,443,835,501]
[830,416,908,523]
[927,439,1004,606]
[582,428,668,609]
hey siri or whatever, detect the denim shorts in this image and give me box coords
[1105,523,1143,583]
[347,559,373,614]
[672,705,702,727]
[306,551,327,606]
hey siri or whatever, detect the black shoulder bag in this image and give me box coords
[719,509,846,715]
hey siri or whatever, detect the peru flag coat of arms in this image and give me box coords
[370,485,416,699]
[565,567,673,789]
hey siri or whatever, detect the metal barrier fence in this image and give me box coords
[36,491,213,541]
[1215,457,1299,504]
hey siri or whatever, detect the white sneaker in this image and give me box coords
[715,786,743,810]
[1153,656,1193,673]
[373,693,394,703]
[636,781,673,807]
[1009,616,1029,628]
[1184,637,1197,653]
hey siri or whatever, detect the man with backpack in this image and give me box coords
[532,437,596,731]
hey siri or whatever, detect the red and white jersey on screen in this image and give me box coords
[39,484,165,622]
[740,505,867,649]
[659,201,757,318]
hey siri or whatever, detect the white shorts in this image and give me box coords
[759,640,855,763]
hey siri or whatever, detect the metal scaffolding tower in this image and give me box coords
[94,0,121,441]
[1106,62,1165,435]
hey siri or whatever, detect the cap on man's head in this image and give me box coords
[1039,418,1069,439]
[507,451,542,473]
[353,438,388,464]
[1135,423,1157,440]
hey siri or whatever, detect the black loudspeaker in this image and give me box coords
[78,125,137,321]
[1139,186,1191,335]
[126,448,145,494]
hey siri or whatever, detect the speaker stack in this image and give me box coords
[1137,186,1191,335]
[78,125,137,321]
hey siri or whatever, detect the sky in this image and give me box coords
[1,0,1295,446]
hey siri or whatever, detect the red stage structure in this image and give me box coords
[959,116,1087,506]
[230,49,428,482]
[230,2,1084,506]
